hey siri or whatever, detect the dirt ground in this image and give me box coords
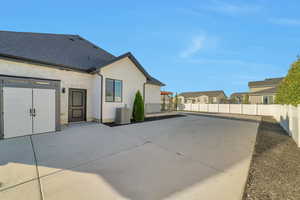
[243,116,300,200]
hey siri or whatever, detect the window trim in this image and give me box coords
[105,78,123,103]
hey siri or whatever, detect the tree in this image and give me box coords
[243,94,250,104]
[275,58,300,106]
[230,97,237,104]
[174,93,178,110]
[132,90,145,122]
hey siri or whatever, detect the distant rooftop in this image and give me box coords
[248,77,284,87]
[250,87,278,95]
[179,90,226,98]
[161,91,173,95]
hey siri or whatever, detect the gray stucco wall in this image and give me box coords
[145,103,161,114]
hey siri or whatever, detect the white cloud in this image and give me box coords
[269,18,300,26]
[179,34,218,58]
[180,36,206,58]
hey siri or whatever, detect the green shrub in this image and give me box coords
[132,90,145,122]
[243,94,250,104]
[230,97,237,104]
[174,93,178,110]
[275,58,300,106]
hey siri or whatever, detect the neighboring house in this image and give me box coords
[248,77,283,104]
[161,91,173,104]
[178,90,227,104]
[144,77,165,114]
[230,92,249,104]
[160,91,173,111]
[0,30,164,139]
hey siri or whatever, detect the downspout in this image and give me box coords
[143,82,146,116]
[143,82,146,102]
[96,72,103,123]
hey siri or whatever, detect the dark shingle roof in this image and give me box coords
[0,30,164,86]
[249,87,278,95]
[248,77,284,87]
[0,30,116,71]
[179,90,226,98]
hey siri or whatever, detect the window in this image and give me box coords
[213,97,217,103]
[236,96,242,104]
[263,95,274,104]
[114,80,122,102]
[105,78,122,102]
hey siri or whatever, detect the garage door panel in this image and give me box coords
[3,87,33,138]
[33,88,55,134]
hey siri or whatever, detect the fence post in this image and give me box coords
[289,105,292,135]
[289,105,295,138]
[218,104,220,113]
[229,104,231,113]
[256,104,258,115]
[241,104,243,115]
[298,105,300,147]
[285,105,289,133]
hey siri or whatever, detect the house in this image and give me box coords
[248,77,283,104]
[178,90,227,104]
[230,92,249,104]
[160,91,173,111]
[0,30,164,139]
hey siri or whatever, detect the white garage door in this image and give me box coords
[3,87,33,138]
[3,87,56,138]
[33,88,56,134]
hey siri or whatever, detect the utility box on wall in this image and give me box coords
[115,107,131,124]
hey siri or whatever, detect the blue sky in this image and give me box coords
[1,0,299,95]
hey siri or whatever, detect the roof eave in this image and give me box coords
[0,53,89,73]
[146,81,165,86]
[95,52,165,86]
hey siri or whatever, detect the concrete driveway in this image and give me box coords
[0,114,259,200]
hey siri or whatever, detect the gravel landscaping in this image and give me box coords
[243,116,300,200]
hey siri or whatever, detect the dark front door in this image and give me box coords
[68,89,86,122]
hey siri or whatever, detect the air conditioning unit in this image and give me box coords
[115,106,131,124]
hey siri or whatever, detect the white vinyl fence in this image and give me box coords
[182,103,300,147]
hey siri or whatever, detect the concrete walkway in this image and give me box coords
[0,114,259,200]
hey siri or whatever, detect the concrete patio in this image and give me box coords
[0,114,259,200]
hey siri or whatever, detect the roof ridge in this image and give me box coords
[0,30,77,37]
[249,77,284,83]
